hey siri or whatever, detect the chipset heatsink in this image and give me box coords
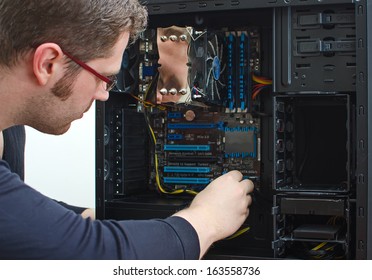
[224,126,257,158]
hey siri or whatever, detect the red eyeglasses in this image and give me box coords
[63,51,118,92]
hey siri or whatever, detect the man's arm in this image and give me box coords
[0,161,199,259]
[174,170,254,258]
[52,200,95,219]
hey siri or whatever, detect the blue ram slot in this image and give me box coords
[164,166,211,173]
[227,33,236,111]
[168,123,216,129]
[164,145,210,151]
[164,177,211,184]
[238,33,248,111]
[167,134,183,140]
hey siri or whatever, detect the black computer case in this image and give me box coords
[96,0,372,259]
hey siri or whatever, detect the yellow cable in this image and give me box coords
[140,76,197,195]
[148,123,198,196]
[252,74,272,85]
[225,227,251,240]
[312,242,327,251]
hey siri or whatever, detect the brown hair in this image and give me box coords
[0,0,148,67]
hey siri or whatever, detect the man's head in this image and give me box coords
[0,0,147,134]
[0,0,147,68]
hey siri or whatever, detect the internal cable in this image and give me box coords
[225,227,251,240]
[145,106,198,196]
[252,74,272,100]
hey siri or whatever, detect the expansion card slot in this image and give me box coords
[164,145,211,151]
[163,177,211,184]
[164,166,211,173]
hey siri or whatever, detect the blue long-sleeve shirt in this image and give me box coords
[0,160,200,259]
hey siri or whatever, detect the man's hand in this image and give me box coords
[81,208,95,220]
[173,170,254,258]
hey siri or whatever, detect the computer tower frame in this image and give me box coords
[96,0,372,259]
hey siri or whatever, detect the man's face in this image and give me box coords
[29,32,130,135]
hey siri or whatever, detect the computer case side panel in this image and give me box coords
[355,0,371,260]
[367,0,372,260]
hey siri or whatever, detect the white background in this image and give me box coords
[24,103,96,209]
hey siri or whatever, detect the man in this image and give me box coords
[0,0,254,259]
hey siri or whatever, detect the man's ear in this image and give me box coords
[33,43,64,86]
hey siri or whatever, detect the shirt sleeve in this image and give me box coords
[0,160,200,260]
[52,200,87,215]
